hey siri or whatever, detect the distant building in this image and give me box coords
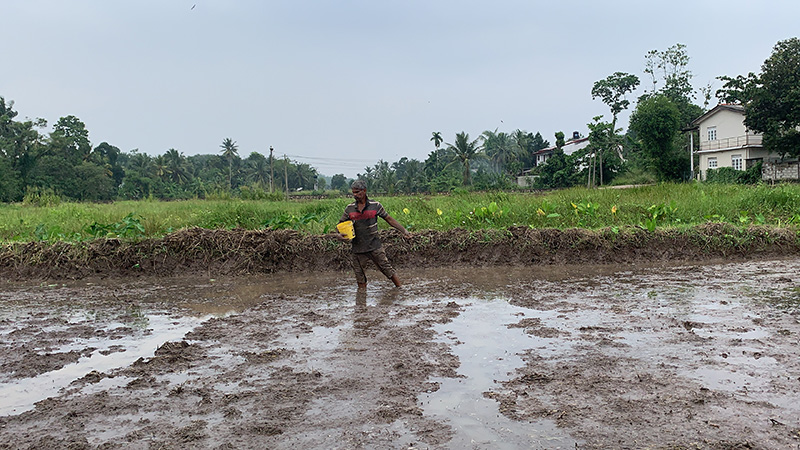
[517,131,589,187]
[691,104,769,180]
[533,132,589,166]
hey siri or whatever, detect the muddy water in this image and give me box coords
[0,313,207,416]
[421,298,577,448]
[1,259,799,448]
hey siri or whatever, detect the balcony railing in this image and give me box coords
[700,134,762,151]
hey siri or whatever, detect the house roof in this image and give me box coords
[534,137,589,155]
[690,103,744,126]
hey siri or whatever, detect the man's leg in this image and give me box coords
[369,247,400,287]
[351,253,368,288]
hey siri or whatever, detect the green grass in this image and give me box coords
[1,183,799,242]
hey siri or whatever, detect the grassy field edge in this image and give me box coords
[1,223,798,280]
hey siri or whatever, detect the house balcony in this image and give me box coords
[699,134,762,151]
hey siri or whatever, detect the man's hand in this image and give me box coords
[332,230,350,242]
[384,215,411,239]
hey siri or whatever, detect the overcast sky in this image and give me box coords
[3,1,798,178]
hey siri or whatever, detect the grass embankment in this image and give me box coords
[1,183,799,243]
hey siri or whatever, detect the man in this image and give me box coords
[338,180,411,289]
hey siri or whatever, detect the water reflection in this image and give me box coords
[420,298,579,448]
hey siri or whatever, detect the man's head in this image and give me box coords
[351,180,367,203]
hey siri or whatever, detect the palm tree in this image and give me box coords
[446,132,484,186]
[219,138,239,189]
[512,129,531,165]
[396,158,425,193]
[245,152,270,188]
[481,129,518,176]
[164,148,191,184]
[128,152,153,176]
[372,160,396,194]
[430,131,443,149]
[153,155,173,181]
[294,163,316,190]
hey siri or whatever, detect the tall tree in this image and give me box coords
[481,129,518,176]
[219,138,238,189]
[293,162,317,191]
[152,155,172,181]
[629,94,684,180]
[718,38,800,158]
[511,129,530,164]
[244,152,270,187]
[591,73,639,186]
[164,148,191,184]
[430,131,443,149]
[49,115,91,165]
[395,158,425,193]
[91,142,125,187]
[641,43,703,126]
[330,173,348,192]
[0,97,44,187]
[592,72,640,132]
[446,132,484,186]
[585,117,623,187]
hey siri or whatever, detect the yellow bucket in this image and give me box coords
[336,220,355,240]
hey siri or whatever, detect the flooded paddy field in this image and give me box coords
[1,258,799,449]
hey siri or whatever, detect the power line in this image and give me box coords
[283,154,376,164]
[282,153,384,173]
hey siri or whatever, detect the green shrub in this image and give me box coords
[23,187,62,207]
[706,162,762,185]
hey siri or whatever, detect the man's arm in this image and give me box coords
[383,215,411,238]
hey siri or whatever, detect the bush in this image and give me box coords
[706,167,741,184]
[706,162,762,185]
[23,187,62,207]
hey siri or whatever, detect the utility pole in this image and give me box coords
[269,146,274,193]
[284,154,289,196]
[689,133,694,180]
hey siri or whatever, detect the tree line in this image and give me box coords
[1,38,796,202]
[0,106,323,202]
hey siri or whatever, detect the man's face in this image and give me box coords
[352,188,366,203]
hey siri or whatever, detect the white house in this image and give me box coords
[516,132,589,187]
[533,133,589,166]
[691,104,770,180]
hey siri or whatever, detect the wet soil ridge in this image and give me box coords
[1,224,798,279]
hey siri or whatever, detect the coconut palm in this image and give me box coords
[127,151,152,176]
[430,131,443,149]
[481,129,518,176]
[395,158,425,193]
[219,138,239,189]
[164,148,191,184]
[153,155,173,181]
[294,163,317,190]
[445,132,484,186]
[245,152,270,188]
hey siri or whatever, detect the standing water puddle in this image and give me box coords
[421,297,577,448]
[0,313,208,416]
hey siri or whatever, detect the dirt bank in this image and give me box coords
[1,223,798,280]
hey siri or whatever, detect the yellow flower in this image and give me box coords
[537,208,545,216]
[402,208,410,215]
[611,205,618,215]
[571,202,577,209]
[436,208,443,216]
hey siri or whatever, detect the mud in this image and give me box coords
[0,258,799,449]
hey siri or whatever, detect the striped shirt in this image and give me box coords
[340,199,388,253]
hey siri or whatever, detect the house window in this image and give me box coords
[732,154,743,171]
[707,126,717,141]
[708,157,717,169]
